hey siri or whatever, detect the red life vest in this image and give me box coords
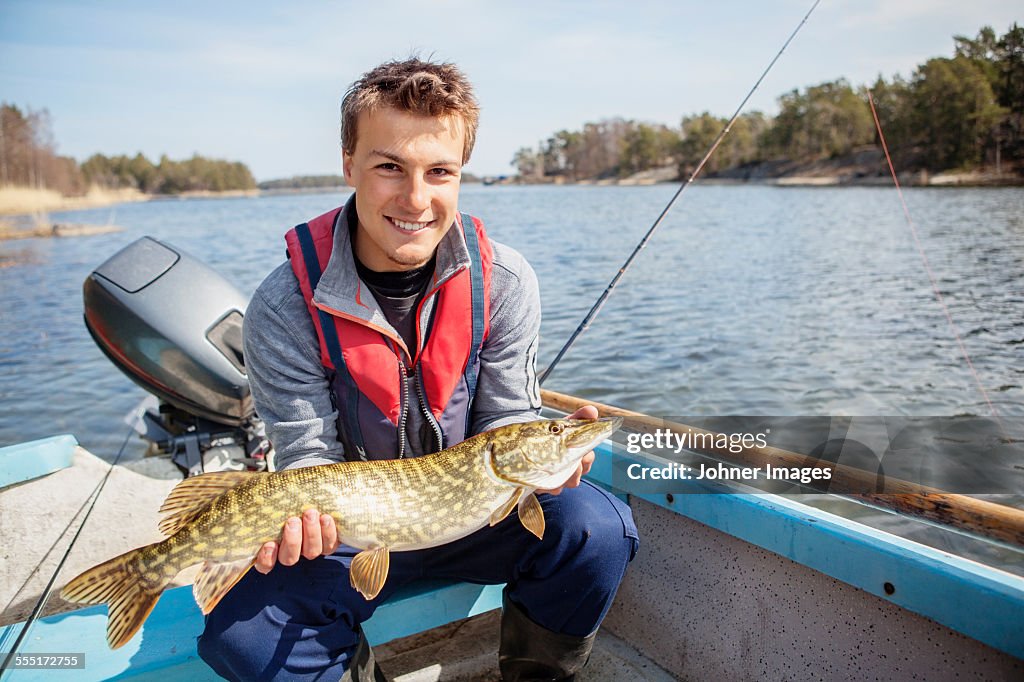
[286,206,492,460]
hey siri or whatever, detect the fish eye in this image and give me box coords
[549,424,563,434]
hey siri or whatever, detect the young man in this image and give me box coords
[198,58,638,682]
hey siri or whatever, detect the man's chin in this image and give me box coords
[386,249,434,270]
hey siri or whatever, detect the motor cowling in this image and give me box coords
[84,236,268,474]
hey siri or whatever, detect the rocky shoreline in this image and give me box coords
[501,149,1024,188]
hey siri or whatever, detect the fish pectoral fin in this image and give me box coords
[350,547,390,600]
[193,557,256,615]
[489,487,525,526]
[159,471,260,536]
[518,492,546,540]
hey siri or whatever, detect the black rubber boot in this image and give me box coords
[339,630,388,682]
[498,593,597,682]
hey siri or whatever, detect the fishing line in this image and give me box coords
[540,0,821,384]
[867,91,1003,423]
[0,425,135,675]
[1,485,101,615]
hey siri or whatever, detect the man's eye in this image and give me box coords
[377,163,400,171]
[429,168,456,177]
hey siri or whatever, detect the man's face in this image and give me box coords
[343,106,465,272]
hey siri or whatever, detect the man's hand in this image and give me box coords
[254,508,340,574]
[538,405,599,496]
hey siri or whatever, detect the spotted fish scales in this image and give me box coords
[60,417,621,649]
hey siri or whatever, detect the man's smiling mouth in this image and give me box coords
[389,217,433,232]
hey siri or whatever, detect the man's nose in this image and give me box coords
[400,174,430,212]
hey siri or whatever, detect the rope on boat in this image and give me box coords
[540,0,822,384]
[0,426,135,674]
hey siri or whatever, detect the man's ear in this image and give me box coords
[342,151,353,183]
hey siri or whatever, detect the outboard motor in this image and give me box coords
[83,236,270,475]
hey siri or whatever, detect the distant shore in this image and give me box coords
[0,186,149,217]
[510,152,1024,188]
[0,186,348,221]
[3,159,1020,226]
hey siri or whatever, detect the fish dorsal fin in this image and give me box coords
[350,546,390,600]
[159,471,257,536]
[193,557,257,615]
[489,487,525,526]
[518,492,545,540]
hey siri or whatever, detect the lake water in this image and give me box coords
[1,184,1022,569]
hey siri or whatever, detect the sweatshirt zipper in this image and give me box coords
[415,365,444,453]
[397,358,411,459]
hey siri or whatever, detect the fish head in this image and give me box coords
[487,417,623,488]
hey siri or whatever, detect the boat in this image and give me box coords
[1,237,1022,680]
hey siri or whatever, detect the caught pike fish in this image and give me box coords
[61,417,621,649]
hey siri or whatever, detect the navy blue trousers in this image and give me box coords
[197,481,638,681]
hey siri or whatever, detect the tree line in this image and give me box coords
[81,152,256,193]
[0,104,256,195]
[0,105,85,194]
[257,175,346,190]
[512,24,1024,181]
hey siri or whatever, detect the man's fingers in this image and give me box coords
[278,517,302,566]
[258,512,336,573]
[254,542,278,574]
[580,451,595,476]
[568,405,599,420]
[556,452,595,493]
[320,513,339,555]
[301,509,323,560]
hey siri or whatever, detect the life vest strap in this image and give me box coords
[461,212,486,409]
[293,220,367,457]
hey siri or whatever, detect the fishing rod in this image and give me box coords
[540,0,821,384]
[866,91,1004,427]
[0,426,134,677]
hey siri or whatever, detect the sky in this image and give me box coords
[1,1,1020,181]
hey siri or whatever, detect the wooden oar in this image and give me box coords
[543,388,1024,548]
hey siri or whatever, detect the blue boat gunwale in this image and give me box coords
[0,435,78,489]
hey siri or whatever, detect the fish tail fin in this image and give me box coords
[60,545,166,649]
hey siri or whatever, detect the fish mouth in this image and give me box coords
[565,416,622,454]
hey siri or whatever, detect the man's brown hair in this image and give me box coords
[341,58,480,165]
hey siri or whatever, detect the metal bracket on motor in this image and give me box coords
[139,407,173,443]
[127,397,271,476]
[174,433,205,477]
